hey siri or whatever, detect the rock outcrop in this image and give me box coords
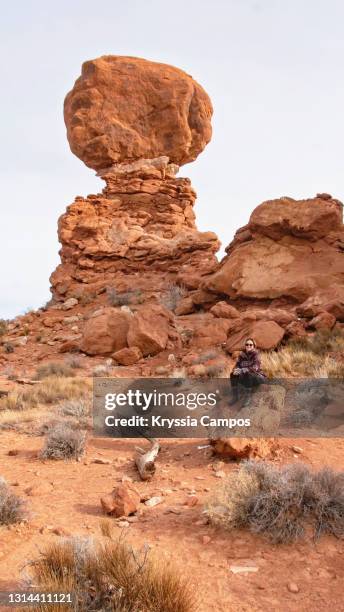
[205,194,344,304]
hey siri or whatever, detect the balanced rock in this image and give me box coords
[64,55,212,171]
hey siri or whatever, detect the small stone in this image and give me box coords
[52,527,71,536]
[291,446,303,454]
[184,496,199,507]
[214,470,226,478]
[126,515,139,523]
[92,458,111,465]
[145,496,163,507]
[8,449,19,456]
[117,520,130,528]
[62,297,78,310]
[287,582,299,593]
[201,535,211,544]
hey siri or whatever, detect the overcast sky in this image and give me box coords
[1,0,343,319]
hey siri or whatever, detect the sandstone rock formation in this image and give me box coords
[205,195,344,304]
[64,55,212,171]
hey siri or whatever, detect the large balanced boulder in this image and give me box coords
[64,55,213,171]
[80,307,130,355]
[205,195,344,305]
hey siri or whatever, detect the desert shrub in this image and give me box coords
[59,399,90,419]
[93,364,112,377]
[0,391,26,412]
[160,283,186,312]
[206,461,344,543]
[64,355,83,369]
[35,362,75,380]
[40,422,86,460]
[4,342,14,353]
[0,477,27,525]
[204,363,226,378]
[192,351,218,365]
[29,537,196,612]
[107,287,142,307]
[0,319,7,336]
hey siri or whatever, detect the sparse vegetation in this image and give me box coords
[59,399,90,420]
[29,537,196,612]
[19,377,91,408]
[262,328,344,378]
[107,287,142,307]
[0,391,25,412]
[4,342,14,353]
[35,362,75,380]
[64,355,83,369]
[40,422,86,460]
[0,477,27,525]
[0,319,7,336]
[206,460,344,543]
[192,351,218,364]
[93,364,112,377]
[160,283,186,312]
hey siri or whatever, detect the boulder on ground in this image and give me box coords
[127,304,172,356]
[100,483,140,517]
[226,319,285,353]
[113,346,143,365]
[308,311,336,331]
[80,307,130,355]
[210,302,240,319]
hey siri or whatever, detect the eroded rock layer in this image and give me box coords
[50,160,220,302]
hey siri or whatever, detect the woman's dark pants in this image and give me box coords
[230,372,263,402]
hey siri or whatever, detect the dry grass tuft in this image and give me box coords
[23,376,91,407]
[107,287,143,307]
[206,460,344,543]
[262,328,344,378]
[0,477,27,525]
[35,362,75,380]
[0,319,7,336]
[40,422,86,460]
[160,283,186,312]
[29,537,197,612]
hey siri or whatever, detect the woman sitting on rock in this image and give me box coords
[229,338,266,405]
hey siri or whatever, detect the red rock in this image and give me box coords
[308,311,336,330]
[284,320,307,339]
[205,196,344,303]
[64,55,212,171]
[297,286,344,322]
[100,483,140,517]
[127,304,172,356]
[226,319,284,353]
[80,308,130,355]
[113,346,143,365]
[210,302,240,319]
[184,495,199,507]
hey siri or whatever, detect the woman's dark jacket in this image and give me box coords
[234,349,266,378]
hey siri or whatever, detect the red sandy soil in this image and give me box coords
[0,434,343,611]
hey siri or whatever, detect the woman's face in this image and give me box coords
[245,340,255,352]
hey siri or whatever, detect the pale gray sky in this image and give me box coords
[1,0,344,319]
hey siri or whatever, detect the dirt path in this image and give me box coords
[0,434,343,611]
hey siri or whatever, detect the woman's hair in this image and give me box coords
[244,337,257,348]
